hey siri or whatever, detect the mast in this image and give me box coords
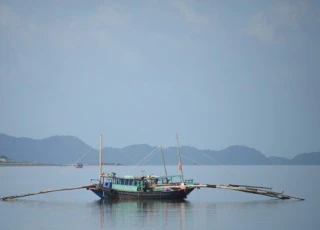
[176,134,184,183]
[99,134,102,183]
[160,145,168,178]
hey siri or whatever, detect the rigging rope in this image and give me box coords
[118,149,137,164]
[74,147,92,164]
[201,152,225,166]
[180,154,202,165]
[125,146,161,175]
[201,151,258,183]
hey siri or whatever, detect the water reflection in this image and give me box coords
[92,199,190,230]
[91,198,297,230]
[3,197,306,230]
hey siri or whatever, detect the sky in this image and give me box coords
[0,0,319,158]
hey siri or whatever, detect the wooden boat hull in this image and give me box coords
[89,187,195,200]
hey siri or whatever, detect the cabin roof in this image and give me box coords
[114,175,182,180]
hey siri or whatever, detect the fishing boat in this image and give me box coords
[88,135,304,201]
[89,174,196,200]
[89,135,197,200]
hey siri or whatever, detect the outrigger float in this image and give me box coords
[1,135,304,201]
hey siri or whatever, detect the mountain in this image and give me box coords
[202,145,271,165]
[291,152,320,165]
[0,133,319,165]
[0,133,95,164]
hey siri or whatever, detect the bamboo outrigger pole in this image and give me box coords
[204,183,305,201]
[1,185,95,201]
[1,135,105,201]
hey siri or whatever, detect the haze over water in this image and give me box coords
[1,0,319,159]
[1,165,318,230]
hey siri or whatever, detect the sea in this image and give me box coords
[0,165,319,230]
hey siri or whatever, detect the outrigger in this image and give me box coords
[1,135,304,201]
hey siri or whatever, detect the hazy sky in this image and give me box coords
[0,0,319,158]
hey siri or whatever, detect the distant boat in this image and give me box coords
[73,148,92,169]
[75,163,83,168]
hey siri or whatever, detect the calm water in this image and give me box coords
[0,165,319,230]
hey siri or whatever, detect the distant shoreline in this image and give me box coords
[1,133,319,165]
[0,163,62,167]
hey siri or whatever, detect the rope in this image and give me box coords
[200,151,239,178]
[125,146,161,175]
[180,154,202,165]
[74,147,92,164]
[136,146,161,166]
[118,149,137,164]
[201,152,225,166]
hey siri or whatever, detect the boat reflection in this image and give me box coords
[94,199,190,229]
